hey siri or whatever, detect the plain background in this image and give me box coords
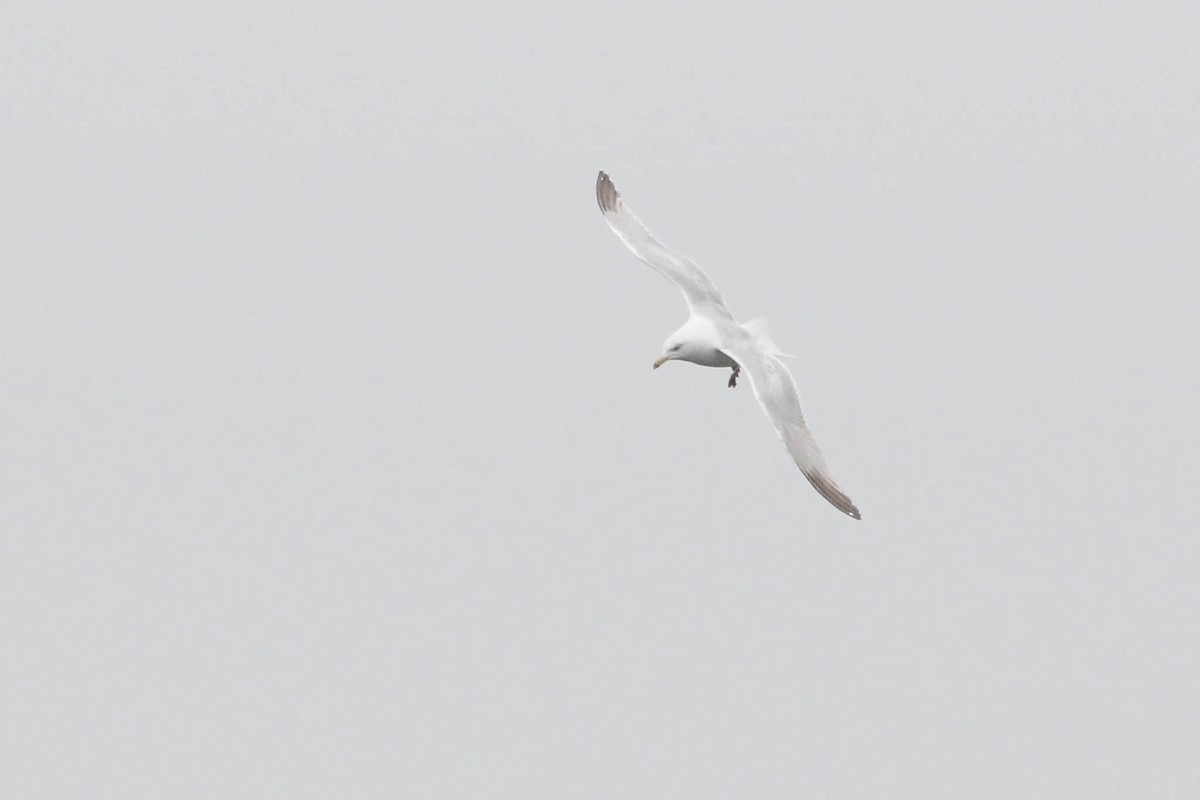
[3,2,1199,797]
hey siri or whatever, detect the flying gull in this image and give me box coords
[595,171,861,519]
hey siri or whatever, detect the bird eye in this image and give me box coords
[670,344,682,352]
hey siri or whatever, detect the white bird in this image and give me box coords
[595,171,861,519]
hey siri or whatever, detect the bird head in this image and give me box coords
[653,338,687,369]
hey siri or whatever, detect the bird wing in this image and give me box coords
[595,171,733,320]
[721,337,862,520]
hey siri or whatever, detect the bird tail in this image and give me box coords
[743,318,793,358]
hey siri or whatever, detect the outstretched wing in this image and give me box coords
[595,171,733,320]
[722,338,862,519]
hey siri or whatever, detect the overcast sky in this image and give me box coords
[3,2,1199,797]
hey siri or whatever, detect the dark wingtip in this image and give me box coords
[596,170,621,213]
[804,470,862,520]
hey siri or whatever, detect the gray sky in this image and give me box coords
[3,1,1199,797]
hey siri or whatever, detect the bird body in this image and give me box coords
[660,315,738,369]
[595,171,862,520]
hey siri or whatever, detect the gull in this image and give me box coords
[595,171,861,519]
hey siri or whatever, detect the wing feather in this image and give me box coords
[596,171,733,319]
[722,339,862,520]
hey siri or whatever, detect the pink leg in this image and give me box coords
[728,365,740,388]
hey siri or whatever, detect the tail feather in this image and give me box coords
[743,318,793,358]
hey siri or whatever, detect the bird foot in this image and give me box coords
[728,366,740,388]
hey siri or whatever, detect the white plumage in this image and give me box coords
[595,171,861,520]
